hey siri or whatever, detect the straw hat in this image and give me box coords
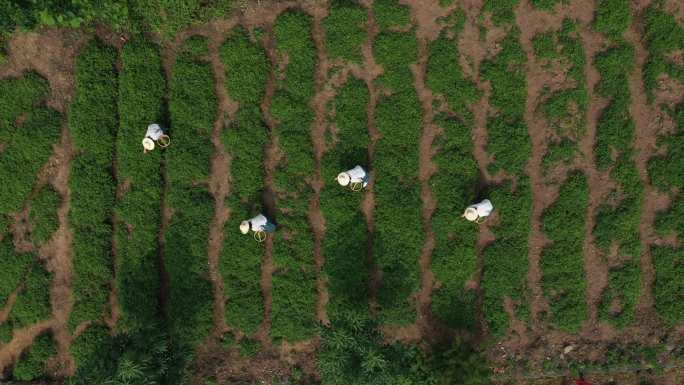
[142,138,155,151]
[158,134,171,148]
[337,172,351,186]
[239,221,250,234]
[463,207,479,222]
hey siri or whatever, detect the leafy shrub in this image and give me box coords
[321,77,370,318]
[28,186,61,246]
[269,11,318,342]
[643,5,684,99]
[594,0,632,40]
[541,172,588,332]
[531,0,561,10]
[5,263,52,328]
[68,40,117,331]
[12,333,56,381]
[219,27,270,335]
[115,38,165,333]
[0,237,33,307]
[483,0,519,25]
[373,0,411,30]
[374,26,423,325]
[425,27,480,329]
[70,325,118,383]
[324,0,367,63]
[592,38,641,328]
[166,36,216,350]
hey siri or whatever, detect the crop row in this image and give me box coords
[165,36,216,353]
[424,15,481,329]
[372,0,423,326]
[323,0,367,64]
[115,38,165,335]
[479,6,532,336]
[644,4,684,326]
[532,20,590,332]
[270,11,318,342]
[68,39,118,364]
[219,27,269,337]
[592,6,642,327]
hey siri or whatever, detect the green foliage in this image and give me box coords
[530,0,561,10]
[324,0,367,63]
[115,38,165,333]
[541,173,588,332]
[6,263,53,328]
[220,27,269,335]
[483,0,519,25]
[374,0,411,30]
[532,33,558,60]
[70,325,118,383]
[68,40,117,330]
[0,237,33,306]
[166,36,215,350]
[481,31,528,175]
[12,333,56,381]
[28,186,61,246]
[374,29,422,325]
[643,5,684,99]
[426,28,480,329]
[594,0,632,41]
[321,77,370,319]
[270,11,318,342]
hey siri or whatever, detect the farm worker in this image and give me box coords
[142,123,171,153]
[462,199,493,224]
[337,165,370,191]
[240,214,276,242]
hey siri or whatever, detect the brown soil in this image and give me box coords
[664,0,684,24]
[309,4,331,327]
[0,284,24,326]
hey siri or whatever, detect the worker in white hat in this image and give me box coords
[239,213,276,242]
[142,123,170,153]
[337,165,370,191]
[462,199,493,224]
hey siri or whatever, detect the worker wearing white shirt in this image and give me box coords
[337,165,370,191]
[240,214,276,242]
[142,123,170,153]
[462,199,493,223]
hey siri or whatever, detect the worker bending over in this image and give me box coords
[337,165,370,191]
[462,199,493,223]
[142,123,171,153]
[240,214,276,242]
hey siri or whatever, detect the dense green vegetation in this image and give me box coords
[480,19,531,336]
[68,40,117,332]
[115,38,165,334]
[166,36,215,351]
[373,2,423,326]
[270,11,318,342]
[13,334,56,381]
[425,21,480,329]
[644,2,684,326]
[592,10,642,327]
[219,27,269,336]
[324,0,367,63]
[541,173,588,331]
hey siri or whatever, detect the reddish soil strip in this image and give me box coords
[576,17,612,330]
[624,7,663,321]
[308,4,331,327]
[358,0,383,314]
[255,26,280,350]
[664,0,684,23]
[0,321,53,372]
[206,18,239,337]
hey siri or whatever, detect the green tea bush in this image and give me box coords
[70,324,118,383]
[324,0,367,63]
[478,21,531,335]
[321,77,370,319]
[0,72,60,216]
[270,11,318,342]
[594,0,632,41]
[530,0,561,10]
[4,263,53,328]
[593,40,642,328]
[643,5,684,99]
[68,40,118,331]
[373,0,411,30]
[166,36,216,349]
[480,31,529,176]
[425,27,480,329]
[219,27,270,335]
[28,186,61,246]
[0,237,33,308]
[115,38,165,334]
[483,0,519,25]
[540,172,588,332]
[374,26,423,326]
[12,333,56,381]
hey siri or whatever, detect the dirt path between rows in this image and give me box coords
[359,0,383,316]
[308,5,331,327]
[206,19,240,337]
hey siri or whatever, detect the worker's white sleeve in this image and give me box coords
[146,124,164,141]
[476,199,493,217]
[250,214,268,231]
